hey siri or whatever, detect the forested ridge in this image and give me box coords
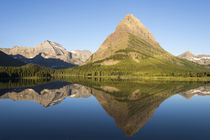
[0,64,55,79]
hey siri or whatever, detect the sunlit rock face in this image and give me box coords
[115,14,156,43]
[70,50,92,64]
[0,41,71,62]
[179,86,210,99]
[178,51,210,65]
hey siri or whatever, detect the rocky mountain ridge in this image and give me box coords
[178,51,210,65]
[0,40,92,69]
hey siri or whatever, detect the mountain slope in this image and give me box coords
[178,51,210,65]
[0,51,25,66]
[67,14,209,77]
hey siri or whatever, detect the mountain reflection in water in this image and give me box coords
[0,81,91,107]
[0,79,209,137]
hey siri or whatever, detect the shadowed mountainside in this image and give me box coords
[0,51,25,66]
[10,53,77,69]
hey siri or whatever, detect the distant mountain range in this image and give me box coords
[0,40,91,69]
[178,51,210,66]
[0,14,209,77]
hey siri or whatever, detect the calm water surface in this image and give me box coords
[0,79,209,140]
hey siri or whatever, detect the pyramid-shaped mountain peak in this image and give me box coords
[185,51,193,55]
[115,14,156,43]
[179,51,195,58]
[87,14,161,63]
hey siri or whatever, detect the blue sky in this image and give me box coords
[0,0,209,55]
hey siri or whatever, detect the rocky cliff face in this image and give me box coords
[0,41,92,68]
[178,51,210,65]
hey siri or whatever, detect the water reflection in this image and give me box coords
[179,86,210,99]
[0,79,209,137]
[84,81,210,136]
[0,81,91,107]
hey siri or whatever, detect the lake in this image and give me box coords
[0,79,210,140]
